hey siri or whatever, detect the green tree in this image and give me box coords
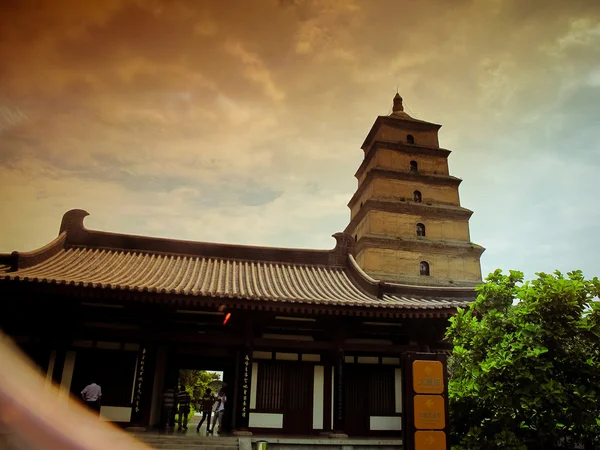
[176,370,221,421]
[446,269,600,450]
[179,369,221,401]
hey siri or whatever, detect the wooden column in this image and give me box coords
[149,345,170,428]
[233,316,254,436]
[232,346,253,435]
[130,344,156,426]
[51,346,67,385]
[131,308,160,426]
[330,347,348,438]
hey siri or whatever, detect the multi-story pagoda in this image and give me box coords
[346,94,484,286]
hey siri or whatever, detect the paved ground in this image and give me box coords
[170,412,221,436]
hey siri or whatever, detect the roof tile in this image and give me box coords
[2,247,471,310]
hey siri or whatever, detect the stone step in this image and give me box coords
[131,434,239,450]
[140,438,238,442]
[140,445,238,449]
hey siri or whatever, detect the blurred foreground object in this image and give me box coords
[0,331,150,450]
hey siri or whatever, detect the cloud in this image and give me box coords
[224,41,286,102]
[0,0,599,282]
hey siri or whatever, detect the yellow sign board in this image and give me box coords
[415,430,446,450]
[414,395,445,430]
[413,360,444,394]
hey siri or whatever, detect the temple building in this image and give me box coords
[0,94,484,438]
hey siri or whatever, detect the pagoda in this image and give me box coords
[345,93,485,286]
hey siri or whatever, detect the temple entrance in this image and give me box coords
[175,368,223,434]
[165,350,236,433]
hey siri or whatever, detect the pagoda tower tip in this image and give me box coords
[392,93,404,113]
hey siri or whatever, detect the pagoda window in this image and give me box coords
[410,160,418,172]
[420,261,430,276]
[407,134,415,144]
[413,190,422,202]
[416,223,426,237]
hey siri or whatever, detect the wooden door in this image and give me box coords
[344,364,398,436]
[344,365,369,436]
[283,363,314,434]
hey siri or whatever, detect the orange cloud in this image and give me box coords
[0,0,599,280]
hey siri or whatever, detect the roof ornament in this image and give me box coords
[392,92,404,113]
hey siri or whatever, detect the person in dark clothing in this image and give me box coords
[176,386,191,431]
[196,388,214,435]
[162,387,176,429]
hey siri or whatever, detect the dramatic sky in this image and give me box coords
[1,0,599,281]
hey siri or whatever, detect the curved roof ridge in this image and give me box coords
[46,209,355,268]
[348,254,378,284]
[6,232,67,271]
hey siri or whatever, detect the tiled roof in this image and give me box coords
[2,247,470,310]
[0,209,476,314]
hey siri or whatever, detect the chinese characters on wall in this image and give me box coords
[133,348,147,413]
[241,353,250,419]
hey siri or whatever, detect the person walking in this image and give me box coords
[176,385,191,431]
[210,389,227,435]
[162,386,175,430]
[80,381,102,417]
[196,388,214,435]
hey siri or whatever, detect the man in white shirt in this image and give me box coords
[210,390,226,435]
[81,382,102,416]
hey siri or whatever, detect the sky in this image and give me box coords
[0,0,599,282]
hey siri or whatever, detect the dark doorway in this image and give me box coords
[168,351,235,434]
[254,360,315,435]
[70,349,138,408]
[283,363,314,434]
[344,365,369,436]
[176,368,224,434]
[344,364,397,437]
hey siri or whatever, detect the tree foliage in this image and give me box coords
[179,369,221,401]
[176,369,221,421]
[446,269,600,450]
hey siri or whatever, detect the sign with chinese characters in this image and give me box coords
[236,349,254,430]
[402,353,449,450]
[133,347,147,414]
[413,360,444,394]
[414,395,445,429]
[241,353,250,419]
[415,430,447,450]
